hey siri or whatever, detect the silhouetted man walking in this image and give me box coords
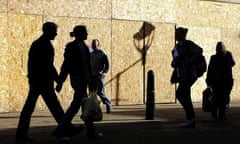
[15,22,64,142]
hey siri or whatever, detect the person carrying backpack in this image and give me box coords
[170,27,205,128]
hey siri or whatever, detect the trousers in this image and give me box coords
[176,79,196,120]
[16,81,64,138]
[58,76,96,135]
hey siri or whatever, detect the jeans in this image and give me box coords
[16,81,64,138]
[58,76,96,134]
[91,75,111,106]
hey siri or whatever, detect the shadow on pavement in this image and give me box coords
[0,106,240,144]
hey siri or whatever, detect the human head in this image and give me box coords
[91,39,100,50]
[70,25,88,40]
[175,27,188,42]
[42,22,58,40]
[216,41,226,54]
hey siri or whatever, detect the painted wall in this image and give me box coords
[0,0,239,112]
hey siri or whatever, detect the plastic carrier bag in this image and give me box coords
[81,92,103,121]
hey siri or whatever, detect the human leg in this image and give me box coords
[176,80,195,127]
[54,76,87,139]
[225,80,233,109]
[176,83,195,120]
[219,90,227,120]
[219,103,226,120]
[41,83,65,124]
[211,96,218,119]
[16,85,39,141]
[97,77,111,113]
[85,120,103,139]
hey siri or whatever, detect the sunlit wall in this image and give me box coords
[0,0,239,112]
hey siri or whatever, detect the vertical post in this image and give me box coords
[143,22,146,104]
[145,70,155,120]
[174,24,177,104]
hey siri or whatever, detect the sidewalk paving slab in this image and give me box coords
[0,103,240,144]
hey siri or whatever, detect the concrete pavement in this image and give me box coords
[0,103,240,144]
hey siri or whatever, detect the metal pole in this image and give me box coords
[145,70,155,120]
[143,22,146,104]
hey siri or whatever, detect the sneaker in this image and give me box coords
[181,119,195,128]
[15,136,35,143]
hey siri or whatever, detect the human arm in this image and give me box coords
[226,51,235,67]
[102,52,109,73]
[56,47,70,92]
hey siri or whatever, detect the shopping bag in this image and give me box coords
[202,87,214,112]
[81,92,103,121]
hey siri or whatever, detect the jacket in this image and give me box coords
[90,49,109,76]
[59,40,91,83]
[27,36,58,85]
[171,40,203,83]
[206,51,235,88]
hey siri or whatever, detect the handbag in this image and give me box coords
[202,87,214,112]
[81,92,103,121]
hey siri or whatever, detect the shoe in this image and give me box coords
[181,119,195,128]
[86,132,103,140]
[106,104,111,114]
[15,136,35,143]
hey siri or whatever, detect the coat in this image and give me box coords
[58,40,91,84]
[27,36,58,85]
[171,40,203,84]
[206,51,235,91]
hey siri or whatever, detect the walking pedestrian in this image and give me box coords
[206,41,235,120]
[90,39,111,113]
[170,27,203,128]
[15,22,65,142]
[54,25,103,140]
